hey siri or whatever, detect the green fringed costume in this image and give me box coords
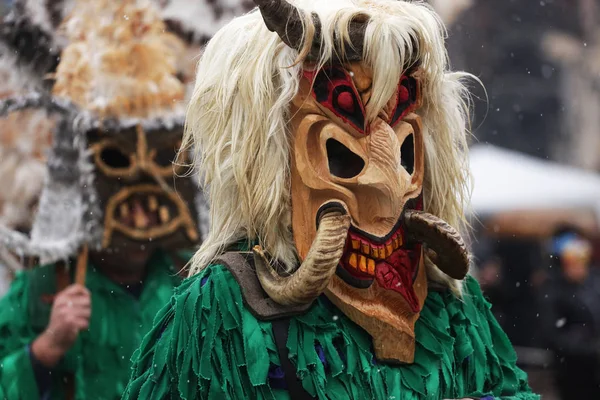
[121,0,539,398]
[0,250,185,400]
[124,262,539,400]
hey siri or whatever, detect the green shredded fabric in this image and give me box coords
[124,263,540,399]
[0,249,185,400]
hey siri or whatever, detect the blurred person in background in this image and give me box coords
[544,226,600,398]
[474,233,546,349]
[0,0,214,398]
[473,234,507,319]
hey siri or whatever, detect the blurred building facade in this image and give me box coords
[444,0,600,172]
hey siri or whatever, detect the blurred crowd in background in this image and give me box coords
[0,0,599,399]
[443,1,600,398]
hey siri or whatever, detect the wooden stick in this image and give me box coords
[75,244,89,286]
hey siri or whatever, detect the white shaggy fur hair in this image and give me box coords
[184,0,474,294]
[0,46,51,232]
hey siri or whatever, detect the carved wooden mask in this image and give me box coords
[88,125,199,253]
[290,62,427,363]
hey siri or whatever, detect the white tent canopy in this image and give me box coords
[469,144,600,215]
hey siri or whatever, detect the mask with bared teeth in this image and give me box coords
[0,0,203,265]
[88,123,199,253]
[251,0,470,364]
[50,0,201,255]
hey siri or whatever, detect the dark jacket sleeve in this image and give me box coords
[544,284,598,358]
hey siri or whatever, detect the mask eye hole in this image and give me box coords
[100,147,131,169]
[154,147,175,168]
[401,133,414,175]
[326,139,365,179]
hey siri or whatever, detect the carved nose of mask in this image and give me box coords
[354,119,413,209]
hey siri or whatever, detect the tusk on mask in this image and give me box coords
[402,209,469,279]
[254,202,351,306]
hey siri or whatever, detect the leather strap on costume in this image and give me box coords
[215,252,312,320]
[272,318,315,400]
[216,251,314,399]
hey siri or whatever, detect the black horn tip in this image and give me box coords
[254,0,324,56]
[434,248,469,280]
[315,201,349,229]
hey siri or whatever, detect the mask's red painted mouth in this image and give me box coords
[336,218,422,313]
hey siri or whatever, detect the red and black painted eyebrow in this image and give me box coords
[303,67,367,134]
[390,74,419,126]
[303,66,419,134]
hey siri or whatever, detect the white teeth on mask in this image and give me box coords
[393,232,403,249]
[345,229,406,276]
[345,252,376,276]
[115,193,176,230]
[361,242,370,255]
[385,243,394,257]
[159,205,170,223]
[359,255,367,272]
[368,258,375,275]
[370,246,378,258]
[134,214,149,228]
[148,195,159,212]
[353,231,405,260]
[349,253,358,269]
[133,200,150,228]
[120,203,129,218]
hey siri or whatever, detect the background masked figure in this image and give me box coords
[543,227,600,398]
[125,0,538,399]
[0,0,209,398]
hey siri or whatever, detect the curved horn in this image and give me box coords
[403,209,469,279]
[253,0,366,61]
[254,203,351,306]
[253,0,308,50]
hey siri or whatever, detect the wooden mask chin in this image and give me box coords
[89,125,199,254]
[290,62,427,363]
